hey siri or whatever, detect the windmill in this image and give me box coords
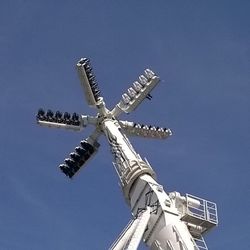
[36,58,218,249]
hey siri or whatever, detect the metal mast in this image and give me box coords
[36,58,218,249]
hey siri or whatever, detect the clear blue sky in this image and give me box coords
[0,1,249,249]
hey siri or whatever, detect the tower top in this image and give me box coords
[36,57,172,179]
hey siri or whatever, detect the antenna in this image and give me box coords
[36,58,218,249]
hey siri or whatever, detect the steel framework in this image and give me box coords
[36,58,218,249]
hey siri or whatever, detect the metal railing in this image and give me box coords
[186,194,218,226]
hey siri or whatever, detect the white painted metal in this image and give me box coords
[37,59,218,249]
[109,219,139,250]
[37,120,83,131]
[126,207,151,250]
[111,72,160,116]
[101,117,201,249]
[109,207,151,250]
[76,63,218,249]
[76,59,98,107]
[118,120,172,139]
[102,119,155,200]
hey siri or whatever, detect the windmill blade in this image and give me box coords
[111,69,160,117]
[36,108,98,131]
[59,136,100,178]
[36,108,84,131]
[119,120,172,139]
[76,58,101,107]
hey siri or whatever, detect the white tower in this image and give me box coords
[36,58,218,249]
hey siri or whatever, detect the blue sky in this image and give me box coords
[0,1,249,249]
